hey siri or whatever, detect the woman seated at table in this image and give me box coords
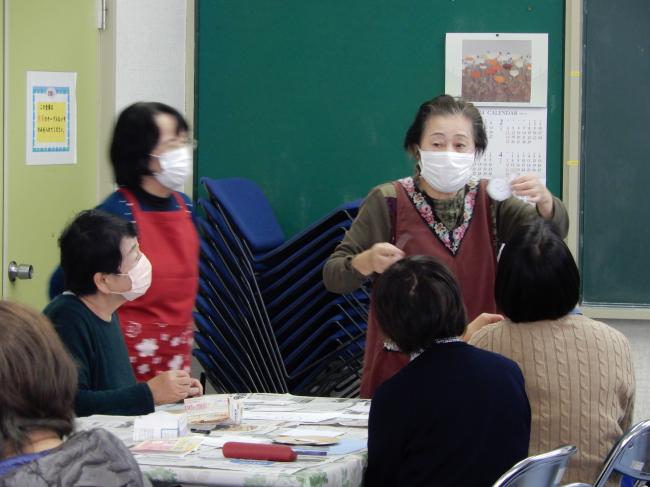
[0,301,149,486]
[364,256,531,487]
[469,220,635,484]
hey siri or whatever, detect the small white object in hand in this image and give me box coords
[487,176,513,201]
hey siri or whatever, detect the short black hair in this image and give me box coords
[374,256,467,354]
[403,94,488,160]
[495,220,580,323]
[59,209,138,296]
[109,101,189,190]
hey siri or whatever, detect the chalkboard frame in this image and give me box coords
[579,0,650,307]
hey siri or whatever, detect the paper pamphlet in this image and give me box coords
[184,395,242,425]
[133,411,188,441]
[131,437,203,456]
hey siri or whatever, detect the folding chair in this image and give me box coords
[194,177,369,395]
[193,331,245,391]
[282,314,365,367]
[198,195,353,283]
[198,237,287,392]
[200,177,360,271]
[271,284,368,330]
[276,296,367,346]
[257,227,349,293]
[492,445,577,487]
[193,311,262,392]
[591,420,650,487]
[298,346,364,397]
[264,263,328,316]
[197,213,286,359]
[196,285,278,392]
[286,327,365,379]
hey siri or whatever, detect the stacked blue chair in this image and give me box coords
[193,176,368,396]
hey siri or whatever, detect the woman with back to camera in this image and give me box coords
[323,94,569,397]
[0,301,149,486]
[364,255,530,487]
[469,220,635,484]
[100,102,199,382]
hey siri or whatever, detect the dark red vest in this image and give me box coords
[360,179,497,398]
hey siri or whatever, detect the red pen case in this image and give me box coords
[222,441,297,462]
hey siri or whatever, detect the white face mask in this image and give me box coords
[111,253,153,301]
[418,150,475,194]
[152,146,192,191]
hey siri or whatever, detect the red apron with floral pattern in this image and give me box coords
[360,177,497,398]
[117,188,199,382]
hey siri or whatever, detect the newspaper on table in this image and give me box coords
[241,393,364,424]
[75,415,137,446]
[83,394,370,480]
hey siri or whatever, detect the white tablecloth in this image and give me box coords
[76,393,370,487]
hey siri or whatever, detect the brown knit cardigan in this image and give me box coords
[469,314,635,485]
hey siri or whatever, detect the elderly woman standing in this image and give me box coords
[365,256,530,487]
[324,94,568,397]
[469,220,635,485]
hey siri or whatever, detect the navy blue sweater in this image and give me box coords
[365,341,530,487]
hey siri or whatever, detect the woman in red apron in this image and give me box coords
[324,95,569,398]
[98,102,200,382]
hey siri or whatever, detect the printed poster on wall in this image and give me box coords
[444,33,549,183]
[26,71,77,165]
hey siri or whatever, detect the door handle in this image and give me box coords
[8,261,34,282]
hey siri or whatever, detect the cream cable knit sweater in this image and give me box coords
[469,314,635,484]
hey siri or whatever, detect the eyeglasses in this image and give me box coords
[156,136,198,152]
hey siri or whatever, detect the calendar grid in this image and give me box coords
[475,107,547,180]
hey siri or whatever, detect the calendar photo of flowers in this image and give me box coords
[445,33,548,108]
[461,39,532,103]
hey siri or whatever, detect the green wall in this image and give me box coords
[196,0,564,237]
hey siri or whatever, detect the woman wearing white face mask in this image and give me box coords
[323,94,569,398]
[93,102,199,382]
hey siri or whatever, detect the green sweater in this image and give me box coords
[44,293,154,416]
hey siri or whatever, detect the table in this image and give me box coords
[76,393,369,487]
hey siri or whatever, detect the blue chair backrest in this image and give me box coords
[593,420,650,487]
[492,445,577,487]
[197,200,246,258]
[49,266,65,299]
[202,177,285,253]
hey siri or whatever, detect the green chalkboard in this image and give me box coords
[580,0,650,306]
[195,0,564,237]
